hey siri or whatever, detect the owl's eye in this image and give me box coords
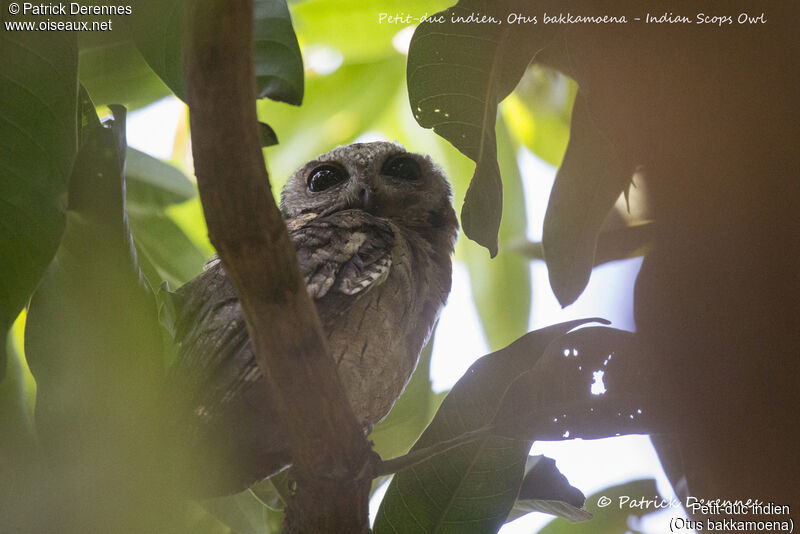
[307,164,348,192]
[381,155,421,181]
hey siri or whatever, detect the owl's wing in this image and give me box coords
[290,210,395,300]
[168,210,395,494]
[172,210,394,399]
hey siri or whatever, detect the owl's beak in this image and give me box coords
[349,185,377,213]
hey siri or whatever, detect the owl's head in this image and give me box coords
[280,142,458,246]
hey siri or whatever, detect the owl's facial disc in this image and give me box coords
[280,142,457,241]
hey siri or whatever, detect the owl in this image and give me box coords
[171,142,458,495]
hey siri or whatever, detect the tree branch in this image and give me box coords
[182,1,372,531]
[511,221,653,266]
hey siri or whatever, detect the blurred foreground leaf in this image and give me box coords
[0,30,77,375]
[0,316,37,475]
[23,106,181,533]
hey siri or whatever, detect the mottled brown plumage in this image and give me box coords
[172,142,457,495]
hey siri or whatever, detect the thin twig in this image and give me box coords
[374,426,494,477]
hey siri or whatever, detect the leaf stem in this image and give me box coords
[374,426,494,476]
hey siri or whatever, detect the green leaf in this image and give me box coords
[128,0,185,98]
[538,479,658,534]
[493,327,656,441]
[79,36,172,110]
[24,106,180,532]
[542,95,634,307]
[407,1,555,255]
[505,456,591,524]
[0,317,36,461]
[0,313,40,531]
[131,0,304,105]
[201,491,270,534]
[462,118,530,350]
[250,472,289,511]
[126,147,196,209]
[129,211,207,290]
[259,122,280,147]
[123,148,205,290]
[253,0,304,104]
[374,319,600,534]
[0,30,77,373]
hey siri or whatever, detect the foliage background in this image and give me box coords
[2,0,796,532]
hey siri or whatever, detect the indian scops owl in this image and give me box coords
[171,142,458,495]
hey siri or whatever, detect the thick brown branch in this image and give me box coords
[182,1,372,531]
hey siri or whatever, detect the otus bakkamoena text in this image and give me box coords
[172,142,458,495]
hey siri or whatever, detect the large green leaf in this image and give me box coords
[253,0,304,103]
[492,327,656,441]
[407,0,555,255]
[79,35,172,110]
[127,0,185,98]
[374,319,599,534]
[542,95,634,307]
[23,107,181,533]
[131,0,304,105]
[0,29,77,375]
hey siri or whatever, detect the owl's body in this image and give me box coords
[173,142,457,495]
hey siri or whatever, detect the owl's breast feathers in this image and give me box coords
[171,208,452,494]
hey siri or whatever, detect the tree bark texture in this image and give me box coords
[182,1,373,531]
